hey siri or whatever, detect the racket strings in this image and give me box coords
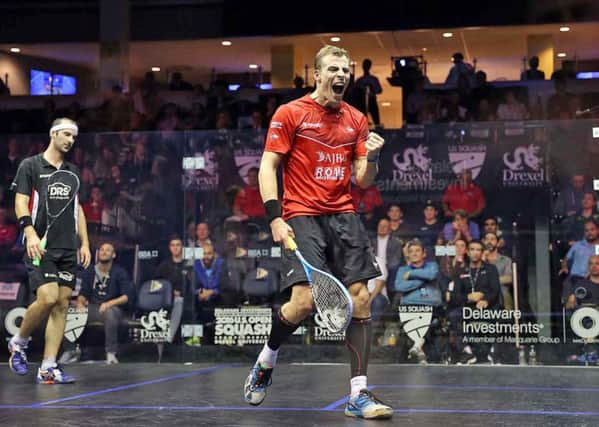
[311,271,351,331]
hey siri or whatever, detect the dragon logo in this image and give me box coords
[393,145,432,172]
[140,309,170,331]
[503,144,542,171]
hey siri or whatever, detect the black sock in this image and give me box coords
[345,317,372,378]
[267,308,300,351]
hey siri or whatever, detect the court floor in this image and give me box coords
[1,363,599,426]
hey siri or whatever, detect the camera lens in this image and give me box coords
[575,286,588,300]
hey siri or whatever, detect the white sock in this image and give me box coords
[257,343,278,367]
[41,357,56,371]
[350,375,367,399]
[11,334,29,347]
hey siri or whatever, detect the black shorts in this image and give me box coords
[281,213,381,290]
[25,248,78,294]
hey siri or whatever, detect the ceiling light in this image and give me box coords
[249,64,259,69]
[422,47,428,52]
[559,26,570,32]
[151,66,161,72]
[557,52,567,58]
[330,36,341,42]
[442,32,453,38]
[9,47,20,53]
[221,40,232,46]
[381,102,391,107]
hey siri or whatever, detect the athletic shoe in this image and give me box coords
[243,361,273,406]
[345,389,393,419]
[106,352,119,365]
[456,351,477,365]
[8,340,29,375]
[36,365,76,384]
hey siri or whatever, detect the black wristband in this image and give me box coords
[264,199,282,224]
[18,215,33,230]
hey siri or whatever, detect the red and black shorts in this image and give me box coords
[281,213,381,291]
[25,248,78,294]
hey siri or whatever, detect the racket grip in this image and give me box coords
[286,236,297,251]
[32,237,47,267]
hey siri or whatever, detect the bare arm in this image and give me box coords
[78,205,91,268]
[15,192,43,260]
[259,151,292,243]
[354,132,384,189]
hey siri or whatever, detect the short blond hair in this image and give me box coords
[314,45,350,70]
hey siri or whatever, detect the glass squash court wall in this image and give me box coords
[1,119,598,366]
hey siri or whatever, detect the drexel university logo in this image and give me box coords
[501,144,544,187]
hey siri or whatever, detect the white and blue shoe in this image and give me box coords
[36,364,75,384]
[243,361,273,406]
[345,389,393,419]
[8,341,29,375]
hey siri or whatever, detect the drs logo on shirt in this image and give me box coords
[48,183,72,200]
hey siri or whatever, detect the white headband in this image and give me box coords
[50,123,78,137]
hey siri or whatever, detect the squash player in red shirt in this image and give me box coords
[243,45,393,420]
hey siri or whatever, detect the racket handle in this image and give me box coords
[32,237,47,267]
[286,236,297,251]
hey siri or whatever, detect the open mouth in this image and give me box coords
[332,83,345,95]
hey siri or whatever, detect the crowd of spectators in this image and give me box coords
[0,57,598,365]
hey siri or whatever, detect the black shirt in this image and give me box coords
[449,262,501,309]
[154,258,191,293]
[11,153,80,250]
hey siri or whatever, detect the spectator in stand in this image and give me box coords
[547,78,572,120]
[222,230,249,306]
[470,71,494,104]
[231,167,266,221]
[442,168,485,218]
[551,61,577,81]
[154,235,193,338]
[169,72,193,91]
[371,217,404,277]
[284,75,310,102]
[77,242,133,364]
[264,95,279,128]
[355,59,383,127]
[387,202,409,243]
[482,216,507,252]
[447,240,501,364]
[93,145,117,182]
[560,219,599,278]
[405,76,428,124]
[195,222,213,248]
[473,98,496,122]
[442,209,480,244]
[483,232,514,309]
[563,191,599,244]
[351,183,383,230]
[186,101,210,130]
[445,53,475,96]
[438,91,468,122]
[394,239,442,364]
[564,255,599,309]
[439,238,468,283]
[133,71,162,122]
[82,186,105,227]
[103,165,124,202]
[0,206,17,250]
[105,85,132,132]
[193,242,228,323]
[554,173,588,219]
[496,90,529,121]
[521,56,545,81]
[413,200,444,260]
